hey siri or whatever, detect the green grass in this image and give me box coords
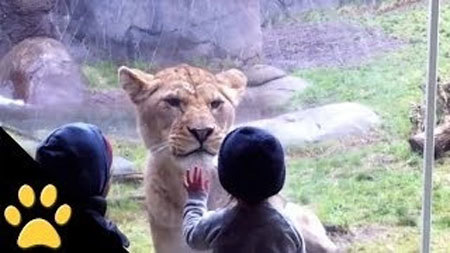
[292,46,425,138]
[107,182,153,253]
[285,143,422,227]
[110,138,148,172]
[106,139,152,252]
[349,227,420,252]
[82,61,155,91]
[349,227,450,252]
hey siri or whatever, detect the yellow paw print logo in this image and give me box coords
[3,184,71,249]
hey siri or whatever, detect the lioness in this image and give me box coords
[119,64,337,253]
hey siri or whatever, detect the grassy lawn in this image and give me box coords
[108,182,153,253]
[87,1,450,252]
[82,61,155,91]
[107,137,152,252]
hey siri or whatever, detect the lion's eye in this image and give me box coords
[164,97,181,107]
[211,100,223,109]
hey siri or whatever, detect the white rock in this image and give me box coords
[0,95,24,107]
[237,102,380,148]
[111,156,136,176]
[237,75,310,122]
[243,64,286,87]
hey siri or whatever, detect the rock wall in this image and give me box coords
[0,0,59,45]
[0,0,60,60]
[0,29,11,59]
[52,0,262,64]
[0,0,352,64]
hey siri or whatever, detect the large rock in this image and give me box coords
[111,156,137,177]
[0,0,59,45]
[52,0,262,63]
[0,95,24,107]
[239,102,380,149]
[0,37,86,106]
[0,29,11,60]
[243,64,286,87]
[236,76,310,122]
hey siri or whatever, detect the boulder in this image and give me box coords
[0,37,87,106]
[112,156,137,177]
[52,0,262,63]
[0,0,59,45]
[0,29,11,60]
[236,76,310,122]
[238,102,380,149]
[243,64,286,87]
[0,95,24,107]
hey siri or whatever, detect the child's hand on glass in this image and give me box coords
[184,167,210,194]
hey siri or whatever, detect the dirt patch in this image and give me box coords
[263,21,402,71]
[286,130,381,159]
[325,224,390,251]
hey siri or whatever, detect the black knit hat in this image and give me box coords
[35,123,112,199]
[218,126,286,204]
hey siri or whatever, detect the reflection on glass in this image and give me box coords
[0,0,448,252]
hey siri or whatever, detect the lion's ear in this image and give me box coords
[118,66,159,104]
[215,69,247,107]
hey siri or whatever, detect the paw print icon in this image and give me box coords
[4,184,71,249]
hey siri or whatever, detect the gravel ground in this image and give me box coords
[263,21,402,71]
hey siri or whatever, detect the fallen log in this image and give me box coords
[409,79,450,158]
[409,118,450,158]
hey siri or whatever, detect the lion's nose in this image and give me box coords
[188,127,214,144]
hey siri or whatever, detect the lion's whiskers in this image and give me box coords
[149,142,169,154]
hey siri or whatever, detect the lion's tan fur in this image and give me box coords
[119,64,244,252]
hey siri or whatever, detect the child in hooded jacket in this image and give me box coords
[182,126,306,253]
[35,122,129,253]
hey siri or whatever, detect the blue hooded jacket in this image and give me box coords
[36,122,111,198]
[35,122,129,253]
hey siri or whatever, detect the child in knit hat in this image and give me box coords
[182,126,306,253]
[36,122,129,253]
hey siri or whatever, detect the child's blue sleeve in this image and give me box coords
[182,191,223,250]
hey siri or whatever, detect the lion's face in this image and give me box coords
[119,64,247,169]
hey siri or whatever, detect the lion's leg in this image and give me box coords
[283,202,338,253]
[150,221,195,253]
